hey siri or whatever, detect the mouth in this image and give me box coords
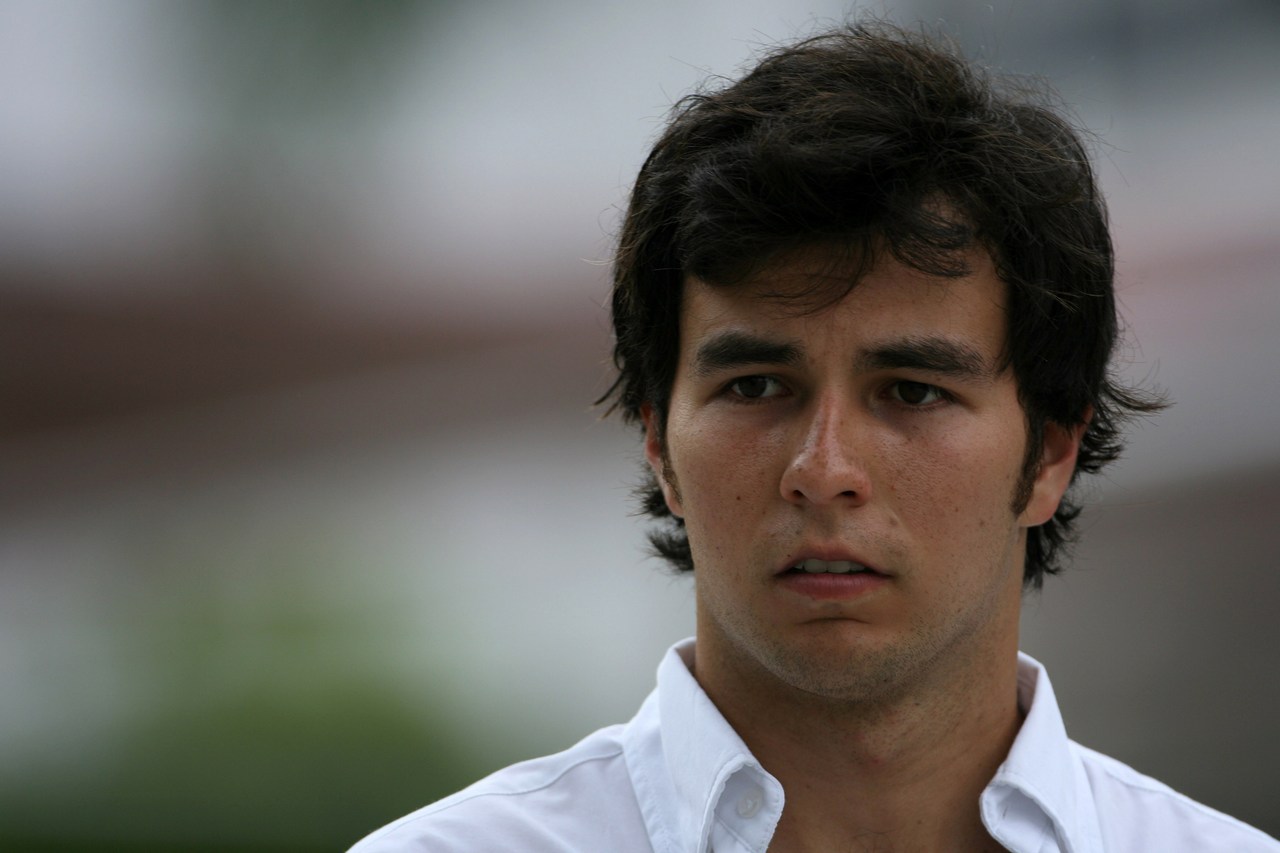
[776,555,890,602]
[781,558,883,576]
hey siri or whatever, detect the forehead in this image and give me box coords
[678,248,1009,358]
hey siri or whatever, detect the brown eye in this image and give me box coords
[892,381,943,406]
[730,376,781,399]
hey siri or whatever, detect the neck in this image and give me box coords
[695,636,1022,852]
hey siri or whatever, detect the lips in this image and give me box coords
[776,553,890,602]
[788,558,872,575]
[777,554,887,576]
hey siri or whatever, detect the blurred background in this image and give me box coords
[2,0,1277,849]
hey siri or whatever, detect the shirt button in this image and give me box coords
[736,787,763,818]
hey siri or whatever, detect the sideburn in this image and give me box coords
[659,442,684,510]
[1011,416,1045,515]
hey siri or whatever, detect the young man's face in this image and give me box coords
[644,249,1080,706]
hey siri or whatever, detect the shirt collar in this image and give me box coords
[654,639,783,853]
[635,641,1103,853]
[981,652,1104,853]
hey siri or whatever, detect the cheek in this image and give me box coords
[883,428,1023,526]
[669,418,786,535]
[679,450,772,520]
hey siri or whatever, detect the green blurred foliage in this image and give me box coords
[1,680,479,850]
[0,519,502,850]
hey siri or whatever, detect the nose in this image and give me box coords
[779,394,873,507]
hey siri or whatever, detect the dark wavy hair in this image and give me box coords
[599,22,1164,588]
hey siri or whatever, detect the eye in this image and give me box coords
[727,375,786,400]
[889,380,946,406]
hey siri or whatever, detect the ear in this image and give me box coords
[1018,412,1090,528]
[641,403,684,518]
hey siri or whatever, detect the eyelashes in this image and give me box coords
[720,376,952,408]
[726,375,787,400]
[888,381,950,406]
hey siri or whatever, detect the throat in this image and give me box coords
[714,666,1023,853]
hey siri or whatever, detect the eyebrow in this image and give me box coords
[857,336,995,380]
[691,330,995,380]
[691,331,802,377]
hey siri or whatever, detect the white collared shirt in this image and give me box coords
[350,639,1278,852]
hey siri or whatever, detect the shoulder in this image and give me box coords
[1073,742,1280,851]
[348,724,652,853]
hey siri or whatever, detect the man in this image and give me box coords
[351,23,1278,852]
